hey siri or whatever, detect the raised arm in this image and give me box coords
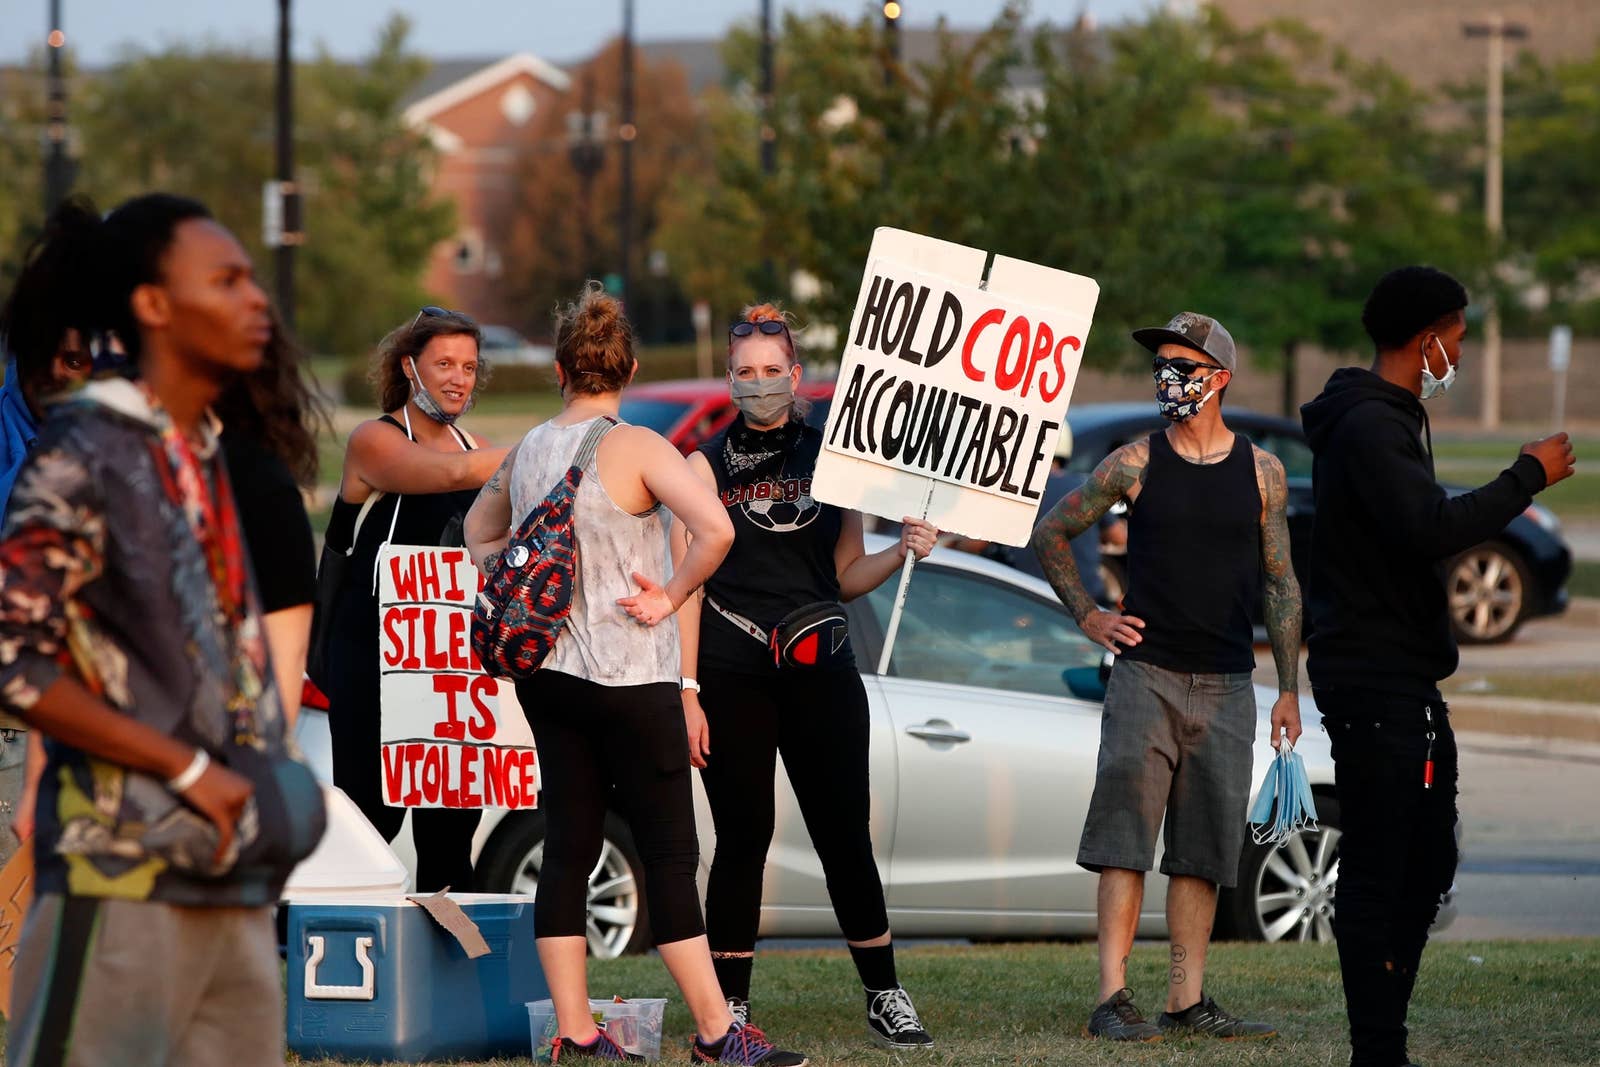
[343,418,509,500]
[464,449,517,575]
[1256,446,1302,748]
[1029,440,1148,651]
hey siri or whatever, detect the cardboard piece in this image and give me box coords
[0,845,35,1017]
[814,228,1101,546]
[376,545,539,809]
[408,888,491,959]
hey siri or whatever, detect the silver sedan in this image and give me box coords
[298,537,1389,958]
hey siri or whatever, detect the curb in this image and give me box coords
[1445,694,1600,744]
[1561,597,1600,627]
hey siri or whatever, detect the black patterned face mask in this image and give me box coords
[1155,362,1221,421]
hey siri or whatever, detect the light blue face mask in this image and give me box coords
[1248,738,1320,845]
[407,356,474,424]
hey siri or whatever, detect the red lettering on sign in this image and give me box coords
[403,743,425,805]
[381,608,407,667]
[420,608,447,670]
[481,746,502,806]
[432,674,468,740]
[459,745,480,806]
[440,550,468,601]
[448,611,472,671]
[418,552,442,602]
[400,606,422,670]
[467,675,498,741]
[1042,335,1080,404]
[519,751,538,806]
[994,315,1031,392]
[382,744,405,804]
[421,744,443,804]
[1022,321,1055,399]
[390,553,421,601]
[961,308,1006,383]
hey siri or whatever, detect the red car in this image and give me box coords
[618,378,836,455]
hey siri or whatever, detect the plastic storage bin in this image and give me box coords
[527,997,669,1061]
[286,893,545,1063]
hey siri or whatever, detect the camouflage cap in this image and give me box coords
[1132,312,1237,373]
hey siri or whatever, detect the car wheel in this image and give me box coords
[1218,795,1340,944]
[474,810,651,958]
[1448,543,1529,645]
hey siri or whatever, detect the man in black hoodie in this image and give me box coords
[1301,266,1575,1067]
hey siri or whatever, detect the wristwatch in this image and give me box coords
[680,677,701,693]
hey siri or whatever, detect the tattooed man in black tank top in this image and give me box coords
[1029,312,1302,1044]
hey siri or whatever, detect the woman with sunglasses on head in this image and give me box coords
[322,306,509,890]
[463,284,805,1065]
[672,304,938,1051]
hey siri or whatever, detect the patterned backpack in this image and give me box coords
[472,416,616,679]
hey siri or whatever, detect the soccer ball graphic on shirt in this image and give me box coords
[744,491,822,533]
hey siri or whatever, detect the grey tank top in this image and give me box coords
[509,416,679,686]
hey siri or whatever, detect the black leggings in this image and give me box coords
[514,669,705,946]
[699,667,889,952]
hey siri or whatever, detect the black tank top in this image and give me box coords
[325,414,480,590]
[1119,430,1261,674]
[698,417,852,674]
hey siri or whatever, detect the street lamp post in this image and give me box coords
[882,1,902,90]
[566,69,606,278]
[618,0,636,309]
[274,0,301,330]
[1464,14,1528,430]
[43,0,72,214]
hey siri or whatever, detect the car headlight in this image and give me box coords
[1522,503,1561,535]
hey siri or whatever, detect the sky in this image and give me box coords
[10,0,1166,66]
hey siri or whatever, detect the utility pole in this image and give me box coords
[274,0,302,330]
[759,0,775,176]
[618,0,636,310]
[43,0,72,214]
[1464,15,1527,430]
[882,1,902,90]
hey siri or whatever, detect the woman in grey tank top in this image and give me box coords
[463,284,808,1066]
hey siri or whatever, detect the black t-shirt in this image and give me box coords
[222,431,316,614]
[698,418,852,674]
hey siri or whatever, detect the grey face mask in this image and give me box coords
[407,356,473,425]
[730,375,795,426]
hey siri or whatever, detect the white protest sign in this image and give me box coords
[377,546,539,809]
[814,228,1100,546]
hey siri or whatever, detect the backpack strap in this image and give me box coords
[569,415,618,474]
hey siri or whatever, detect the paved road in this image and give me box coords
[1435,734,1600,940]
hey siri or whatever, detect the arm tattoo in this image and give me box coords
[481,452,513,496]
[1257,449,1302,693]
[1029,441,1146,624]
[481,549,504,574]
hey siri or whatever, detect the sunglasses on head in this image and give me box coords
[729,319,790,340]
[1152,355,1224,376]
[410,305,462,332]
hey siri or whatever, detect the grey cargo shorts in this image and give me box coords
[1076,657,1257,888]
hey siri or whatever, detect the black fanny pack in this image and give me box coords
[707,596,850,669]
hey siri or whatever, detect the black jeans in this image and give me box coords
[514,670,705,946]
[698,667,890,952]
[1315,687,1459,1067]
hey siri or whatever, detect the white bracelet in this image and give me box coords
[166,749,210,794]
[680,677,701,693]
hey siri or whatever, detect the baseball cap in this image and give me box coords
[1132,312,1237,373]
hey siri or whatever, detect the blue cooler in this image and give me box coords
[286,893,546,1062]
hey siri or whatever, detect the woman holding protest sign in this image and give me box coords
[463,283,806,1065]
[672,304,938,1050]
[321,308,508,892]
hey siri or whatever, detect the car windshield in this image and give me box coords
[618,398,693,435]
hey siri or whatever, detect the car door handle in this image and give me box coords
[905,722,971,744]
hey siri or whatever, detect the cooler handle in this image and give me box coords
[305,934,376,1001]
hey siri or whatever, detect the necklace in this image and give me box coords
[1167,426,1234,465]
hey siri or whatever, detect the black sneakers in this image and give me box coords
[1156,995,1277,1039]
[550,1029,644,1062]
[1085,988,1162,1042]
[865,986,935,1049]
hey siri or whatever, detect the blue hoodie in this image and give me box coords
[0,357,39,513]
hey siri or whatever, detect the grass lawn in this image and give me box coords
[272,940,1600,1066]
[1430,437,1600,519]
